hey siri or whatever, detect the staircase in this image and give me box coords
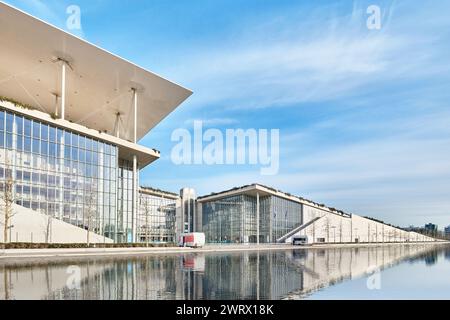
[277,217,322,243]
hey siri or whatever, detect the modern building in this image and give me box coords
[196,184,438,244]
[0,3,191,243]
[0,3,442,246]
[179,188,197,234]
[138,187,180,244]
[445,226,450,238]
[425,223,438,236]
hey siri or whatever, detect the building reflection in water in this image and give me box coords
[444,247,450,262]
[0,244,448,300]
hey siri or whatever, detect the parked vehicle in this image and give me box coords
[292,235,309,246]
[179,233,206,248]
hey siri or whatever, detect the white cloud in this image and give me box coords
[166,1,450,111]
[145,1,450,228]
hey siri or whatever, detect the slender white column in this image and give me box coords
[256,192,260,245]
[132,155,138,243]
[133,89,137,143]
[61,62,66,120]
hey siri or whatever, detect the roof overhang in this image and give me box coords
[198,184,351,217]
[0,2,192,142]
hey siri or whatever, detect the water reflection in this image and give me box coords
[0,244,448,300]
[445,249,450,262]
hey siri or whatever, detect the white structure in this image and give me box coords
[179,188,197,235]
[286,212,436,244]
[0,203,111,244]
[0,2,191,244]
[138,187,180,244]
[197,184,439,244]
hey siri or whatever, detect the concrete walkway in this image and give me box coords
[0,242,447,261]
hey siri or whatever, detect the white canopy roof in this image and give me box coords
[0,2,192,142]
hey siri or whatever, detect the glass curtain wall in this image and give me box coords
[0,108,119,241]
[270,196,303,242]
[118,159,135,243]
[202,195,260,244]
[201,194,303,244]
[138,192,177,243]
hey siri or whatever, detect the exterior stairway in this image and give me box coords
[277,217,322,244]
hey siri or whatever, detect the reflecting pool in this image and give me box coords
[0,244,449,300]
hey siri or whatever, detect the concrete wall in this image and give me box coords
[302,204,328,225]
[0,203,113,244]
[287,212,437,244]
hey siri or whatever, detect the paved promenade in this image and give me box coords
[0,242,446,261]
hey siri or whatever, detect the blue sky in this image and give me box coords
[4,0,450,228]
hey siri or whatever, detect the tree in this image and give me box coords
[42,203,55,244]
[140,195,151,247]
[42,213,53,244]
[0,159,16,247]
[84,182,98,247]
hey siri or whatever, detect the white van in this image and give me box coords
[179,233,206,248]
[292,236,309,246]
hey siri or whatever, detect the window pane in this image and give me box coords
[41,141,48,155]
[33,121,40,138]
[41,124,49,140]
[6,113,13,132]
[16,135,23,151]
[16,116,24,135]
[49,127,56,142]
[0,111,4,131]
[79,136,86,149]
[49,143,57,157]
[86,138,92,151]
[24,118,31,136]
[24,137,31,152]
[71,147,78,161]
[64,131,71,146]
[57,128,64,144]
[6,132,13,148]
[72,133,78,147]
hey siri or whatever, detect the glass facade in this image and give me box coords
[0,107,138,242]
[201,194,302,244]
[138,192,177,243]
[270,196,303,242]
[202,195,253,244]
[117,159,135,243]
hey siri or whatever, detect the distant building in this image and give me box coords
[138,187,180,244]
[196,184,438,245]
[425,223,438,235]
[180,188,197,234]
[445,226,450,238]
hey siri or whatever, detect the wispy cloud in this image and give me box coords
[9,0,449,227]
[168,1,450,111]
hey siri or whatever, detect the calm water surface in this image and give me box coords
[1,244,449,300]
